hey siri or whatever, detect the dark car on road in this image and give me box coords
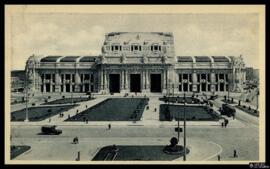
[41,125,62,135]
[209,95,218,100]
[221,104,236,117]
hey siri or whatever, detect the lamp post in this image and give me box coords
[183,92,186,161]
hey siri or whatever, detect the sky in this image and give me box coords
[9,13,259,70]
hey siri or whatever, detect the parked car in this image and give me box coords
[221,104,236,117]
[209,95,218,100]
[41,125,62,135]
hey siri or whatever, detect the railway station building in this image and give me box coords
[25,32,246,94]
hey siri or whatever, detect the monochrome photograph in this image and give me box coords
[5,5,265,164]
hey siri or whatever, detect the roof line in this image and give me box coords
[56,56,65,63]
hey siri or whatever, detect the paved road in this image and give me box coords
[11,124,259,161]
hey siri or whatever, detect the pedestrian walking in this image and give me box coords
[217,155,221,161]
[233,149,238,158]
[221,122,224,128]
[49,118,51,123]
[86,119,88,124]
[76,151,80,161]
[73,136,79,144]
[108,123,111,130]
[154,108,157,112]
[225,119,229,127]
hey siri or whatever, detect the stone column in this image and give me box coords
[63,74,66,92]
[175,71,179,93]
[146,69,149,90]
[192,71,197,92]
[124,70,127,89]
[100,69,103,91]
[210,71,216,92]
[126,70,130,92]
[75,68,81,92]
[121,69,126,93]
[82,75,85,92]
[163,69,167,92]
[55,70,61,92]
[69,73,73,92]
[50,74,53,92]
[104,69,108,93]
[178,73,182,92]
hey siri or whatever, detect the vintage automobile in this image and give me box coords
[41,125,62,135]
[221,104,236,117]
[209,95,218,100]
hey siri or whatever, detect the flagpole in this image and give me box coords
[183,92,186,161]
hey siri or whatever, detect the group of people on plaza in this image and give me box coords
[221,119,229,128]
[217,149,238,161]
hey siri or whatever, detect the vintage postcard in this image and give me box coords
[5,5,265,165]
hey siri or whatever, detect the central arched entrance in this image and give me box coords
[130,74,141,92]
[109,74,120,93]
[150,74,162,92]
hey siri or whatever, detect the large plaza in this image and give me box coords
[9,91,260,162]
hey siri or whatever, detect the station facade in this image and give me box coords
[25,32,246,94]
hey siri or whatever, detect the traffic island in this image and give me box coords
[11,145,31,160]
[92,144,189,161]
[65,98,149,121]
[159,104,221,121]
[11,104,78,121]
